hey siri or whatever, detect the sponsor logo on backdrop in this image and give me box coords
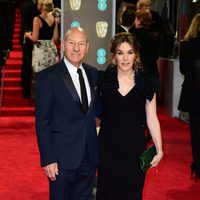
[97,48,106,65]
[96,21,108,38]
[69,0,81,11]
[71,21,80,27]
[97,0,107,11]
[64,0,112,69]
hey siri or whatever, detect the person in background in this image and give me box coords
[115,8,135,33]
[0,17,10,80]
[0,17,10,65]
[51,6,61,53]
[24,0,59,99]
[136,0,163,38]
[116,1,136,30]
[129,9,160,81]
[0,0,15,50]
[178,13,200,181]
[136,0,174,57]
[35,27,100,200]
[53,0,60,8]
[19,0,38,98]
[124,0,138,4]
[96,32,163,200]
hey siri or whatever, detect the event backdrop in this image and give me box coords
[61,0,116,70]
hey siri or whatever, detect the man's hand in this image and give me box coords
[43,162,59,181]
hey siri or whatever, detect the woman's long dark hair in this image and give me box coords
[109,32,142,71]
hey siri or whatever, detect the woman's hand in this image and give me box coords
[150,151,163,167]
[55,17,61,25]
[24,31,32,39]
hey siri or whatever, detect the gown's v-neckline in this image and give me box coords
[117,85,136,97]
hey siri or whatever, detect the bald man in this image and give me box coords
[35,27,100,200]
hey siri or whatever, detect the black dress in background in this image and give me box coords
[178,37,200,179]
[96,67,158,200]
[30,15,58,99]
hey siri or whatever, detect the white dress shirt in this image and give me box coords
[63,57,91,105]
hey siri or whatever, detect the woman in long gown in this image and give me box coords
[24,0,59,98]
[96,32,163,200]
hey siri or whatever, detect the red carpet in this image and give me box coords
[0,113,200,200]
[143,113,200,200]
[0,9,34,117]
[0,117,48,200]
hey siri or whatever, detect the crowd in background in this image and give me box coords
[0,0,61,98]
[0,0,174,97]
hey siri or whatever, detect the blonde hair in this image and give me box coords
[184,13,200,41]
[38,0,54,12]
[136,0,151,10]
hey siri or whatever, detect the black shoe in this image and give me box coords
[191,162,200,181]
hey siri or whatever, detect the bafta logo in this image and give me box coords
[69,0,81,11]
[96,21,108,38]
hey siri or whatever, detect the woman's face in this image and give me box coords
[114,42,136,72]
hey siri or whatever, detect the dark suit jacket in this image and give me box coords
[115,24,127,34]
[178,37,200,113]
[0,0,15,49]
[19,0,38,45]
[0,18,9,50]
[0,18,9,66]
[35,59,100,170]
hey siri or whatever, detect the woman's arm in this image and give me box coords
[24,16,41,43]
[145,94,163,167]
[52,18,59,43]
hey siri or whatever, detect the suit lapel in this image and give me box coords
[59,60,96,115]
[83,64,95,115]
[59,60,80,104]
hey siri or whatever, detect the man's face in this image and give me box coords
[134,17,141,29]
[141,2,151,11]
[62,28,89,67]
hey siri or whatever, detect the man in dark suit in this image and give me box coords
[19,0,38,98]
[115,8,135,33]
[53,0,60,8]
[0,17,9,68]
[35,27,100,200]
[0,0,15,50]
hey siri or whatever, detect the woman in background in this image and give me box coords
[24,0,59,99]
[136,0,163,40]
[178,13,200,181]
[96,32,163,200]
[129,9,160,80]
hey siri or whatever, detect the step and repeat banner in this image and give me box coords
[61,0,116,70]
